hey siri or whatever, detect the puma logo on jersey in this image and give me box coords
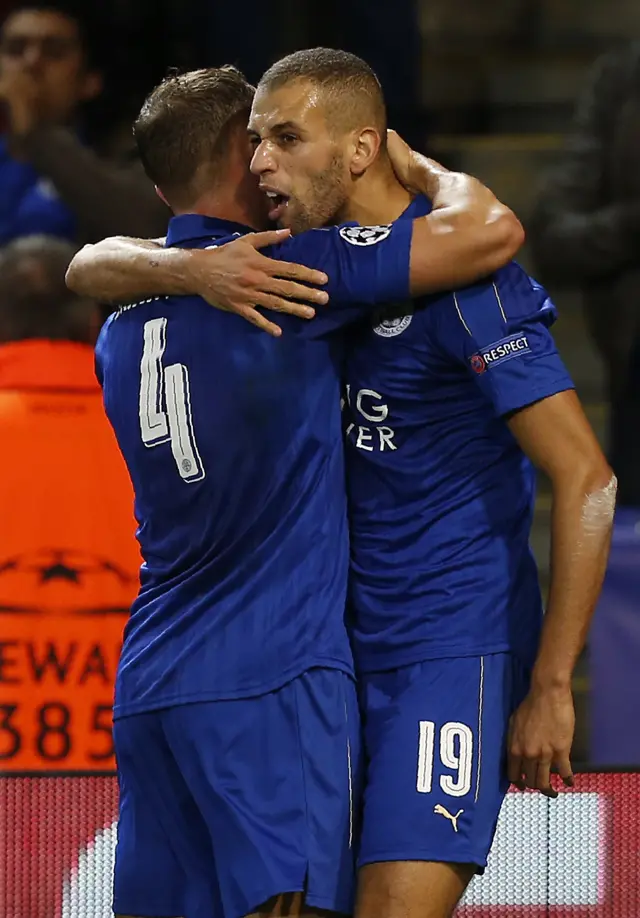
[434,804,464,832]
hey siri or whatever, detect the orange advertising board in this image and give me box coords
[0,345,140,772]
[0,619,124,769]
[0,552,132,771]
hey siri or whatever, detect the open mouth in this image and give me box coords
[264,191,289,223]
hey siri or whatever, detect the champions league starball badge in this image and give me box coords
[338,224,392,246]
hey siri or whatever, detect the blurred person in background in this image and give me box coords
[0,1,167,246]
[0,234,140,918]
[530,44,640,508]
[0,235,140,599]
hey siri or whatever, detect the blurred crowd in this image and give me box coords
[0,0,423,252]
[531,44,640,508]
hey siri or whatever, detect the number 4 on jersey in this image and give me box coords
[139,317,205,483]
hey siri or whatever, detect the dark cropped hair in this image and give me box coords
[259,48,386,136]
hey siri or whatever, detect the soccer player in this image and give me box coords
[246,50,615,918]
[73,52,615,918]
[82,69,522,918]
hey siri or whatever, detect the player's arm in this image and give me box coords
[266,175,523,337]
[67,155,521,335]
[274,140,524,319]
[387,131,524,289]
[65,229,330,337]
[505,392,614,798]
[438,269,614,797]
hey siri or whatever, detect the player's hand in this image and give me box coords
[507,685,576,798]
[386,130,450,196]
[387,129,513,231]
[387,130,415,189]
[191,229,329,337]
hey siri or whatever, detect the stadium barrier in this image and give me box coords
[1,768,639,918]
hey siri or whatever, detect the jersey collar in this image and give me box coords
[166,214,255,248]
[401,194,432,220]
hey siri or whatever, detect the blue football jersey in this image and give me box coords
[95,213,413,716]
[344,196,575,673]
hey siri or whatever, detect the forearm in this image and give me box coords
[533,469,616,690]
[407,156,524,292]
[66,237,197,303]
[408,186,523,294]
[16,127,168,239]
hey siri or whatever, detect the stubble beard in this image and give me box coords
[286,154,348,234]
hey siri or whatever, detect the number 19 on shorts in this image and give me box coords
[417,720,474,798]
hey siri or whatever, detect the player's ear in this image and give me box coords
[349,127,381,177]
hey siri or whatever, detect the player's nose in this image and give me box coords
[250,141,276,176]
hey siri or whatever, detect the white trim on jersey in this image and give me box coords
[453,291,473,336]
[492,282,508,322]
[475,656,485,803]
[453,283,508,337]
[344,698,354,849]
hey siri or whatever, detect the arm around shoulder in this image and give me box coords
[65,236,190,304]
[66,230,330,335]
[399,149,524,295]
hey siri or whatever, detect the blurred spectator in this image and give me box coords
[530,44,640,507]
[0,235,140,916]
[0,235,140,671]
[0,1,167,246]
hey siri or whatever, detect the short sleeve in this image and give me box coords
[435,263,575,416]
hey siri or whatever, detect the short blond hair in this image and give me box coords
[134,66,255,206]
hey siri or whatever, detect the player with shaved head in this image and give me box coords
[248,48,613,918]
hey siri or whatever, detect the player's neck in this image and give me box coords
[182,192,263,230]
[342,158,413,226]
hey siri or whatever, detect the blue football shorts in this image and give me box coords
[112,667,362,918]
[358,653,530,871]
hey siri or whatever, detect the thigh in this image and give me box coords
[356,861,475,918]
[358,654,527,872]
[165,669,362,918]
[113,711,219,918]
[249,891,350,918]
